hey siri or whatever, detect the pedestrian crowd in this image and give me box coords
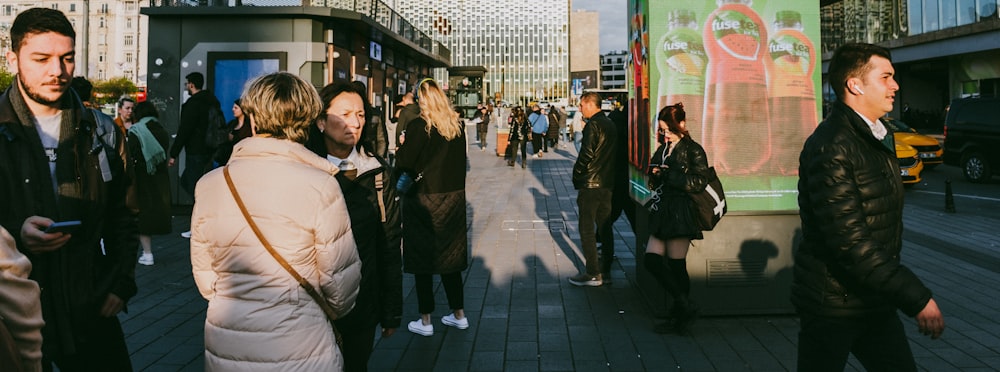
[0,7,946,372]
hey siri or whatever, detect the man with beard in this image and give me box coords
[0,8,138,371]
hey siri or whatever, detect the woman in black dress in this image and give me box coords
[644,103,710,334]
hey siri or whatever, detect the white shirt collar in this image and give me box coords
[325,148,359,168]
[851,109,888,141]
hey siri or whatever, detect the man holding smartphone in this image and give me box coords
[0,8,138,371]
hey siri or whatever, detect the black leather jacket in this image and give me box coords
[573,113,617,189]
[794,101,932,318]
[648,137,709,195]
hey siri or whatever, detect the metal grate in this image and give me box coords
[706,259,769,287]
[501,219,566,232]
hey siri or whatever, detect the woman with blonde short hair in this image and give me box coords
[190,72,362,371]
[396,78,470,337]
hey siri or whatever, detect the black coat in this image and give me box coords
[647,137,709,240]
[794,101,932,318]
[331,153,404,332]
[573,113,617,189]
[508,117,530,142]
[170,90,220,157]
[0,83,137,355]
[396,118,468,274]
[127,119,172,235]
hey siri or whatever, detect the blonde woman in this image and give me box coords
[190,72,361,371]
[396,79,470,336]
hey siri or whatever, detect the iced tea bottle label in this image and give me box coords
[767,10,817,175]
[703,1,772,174]
[656,9,707,145]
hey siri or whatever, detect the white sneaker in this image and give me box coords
[180,231,192,238]
[441,313,469,330]
[407,319,433,336]
[138,253,154,266]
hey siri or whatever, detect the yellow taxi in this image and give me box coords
[896,142,923,187]
[883,118,943,168]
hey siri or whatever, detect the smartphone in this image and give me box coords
[45,220,82,234]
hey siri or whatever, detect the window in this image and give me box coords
[70,3,76,12]
[101,4,109,13]
[2,5,12,16]
[126,53,133,63]
[99,54,104,63]
[124,35,134,47]
[127,18,133,29]
[100,17,105,28]
[51,4,58,10]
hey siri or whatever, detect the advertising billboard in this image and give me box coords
[571,70,599,96]
[634,0,822,212]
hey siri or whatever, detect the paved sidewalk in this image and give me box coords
[121,125,1000,371]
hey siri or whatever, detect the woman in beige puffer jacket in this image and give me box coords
[190,72,361,372]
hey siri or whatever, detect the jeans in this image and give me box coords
[180,153,211,198]
[577,188,613,276]
[797,311,917,372]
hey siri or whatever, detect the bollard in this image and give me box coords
[945,179,956,213]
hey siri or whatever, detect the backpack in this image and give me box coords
[203,103,229,149]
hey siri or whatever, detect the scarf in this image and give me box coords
[128,117,167,175]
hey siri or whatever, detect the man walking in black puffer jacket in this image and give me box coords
[795,43,944,371]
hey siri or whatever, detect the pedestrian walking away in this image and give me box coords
[395,78,470,337]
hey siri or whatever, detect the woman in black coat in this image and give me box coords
[644,103,709,334]
[396,79,469,337]
[129,102,172,266]
[506,106,530,168]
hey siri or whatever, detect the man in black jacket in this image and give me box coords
[795,43,944,371]
[0,8,137,371]
[569,92,617,287]
[169,72,220,202]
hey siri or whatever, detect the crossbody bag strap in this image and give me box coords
[223,166,343,347]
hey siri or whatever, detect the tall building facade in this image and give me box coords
[821,0,1000,129]
[1,1,147,85]
[570,10,600,102]
[601,50,626,90]
[392,0,569,104]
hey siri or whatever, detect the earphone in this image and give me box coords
[854,85,865,95]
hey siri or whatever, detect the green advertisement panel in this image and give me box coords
[636,0,821,212]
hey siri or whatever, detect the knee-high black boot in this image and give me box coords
[667,258,699,333]
[644,253,681,299]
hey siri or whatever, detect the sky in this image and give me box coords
[572,0,627,54]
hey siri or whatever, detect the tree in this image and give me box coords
[93,77,138,105]
[0,67,13,91]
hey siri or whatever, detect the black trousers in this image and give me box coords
[415,272,464,315]
[339,325,377,372]
[577,188,613,276]
[44,315,132,372]
[599,190,637,270]
[797,311,917,372]
[531,132,545,154]
[508,139,528,165]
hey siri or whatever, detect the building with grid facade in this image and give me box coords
[391,0,569,104]
[1,1,146,84]
[820,0,1000,129]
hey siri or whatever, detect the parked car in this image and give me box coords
[882,117,943,168]
[943,97,1000,183]
[896,142,923,188]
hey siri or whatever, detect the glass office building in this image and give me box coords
[393,0,569,105]
[821,0,1000,128]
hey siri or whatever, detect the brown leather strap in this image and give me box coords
[224,166,343,347]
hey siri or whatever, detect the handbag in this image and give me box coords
[689,166,727,231]
[223,166,343,347]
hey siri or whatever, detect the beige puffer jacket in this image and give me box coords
[191,137,361,372]
[0,226,43,372]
